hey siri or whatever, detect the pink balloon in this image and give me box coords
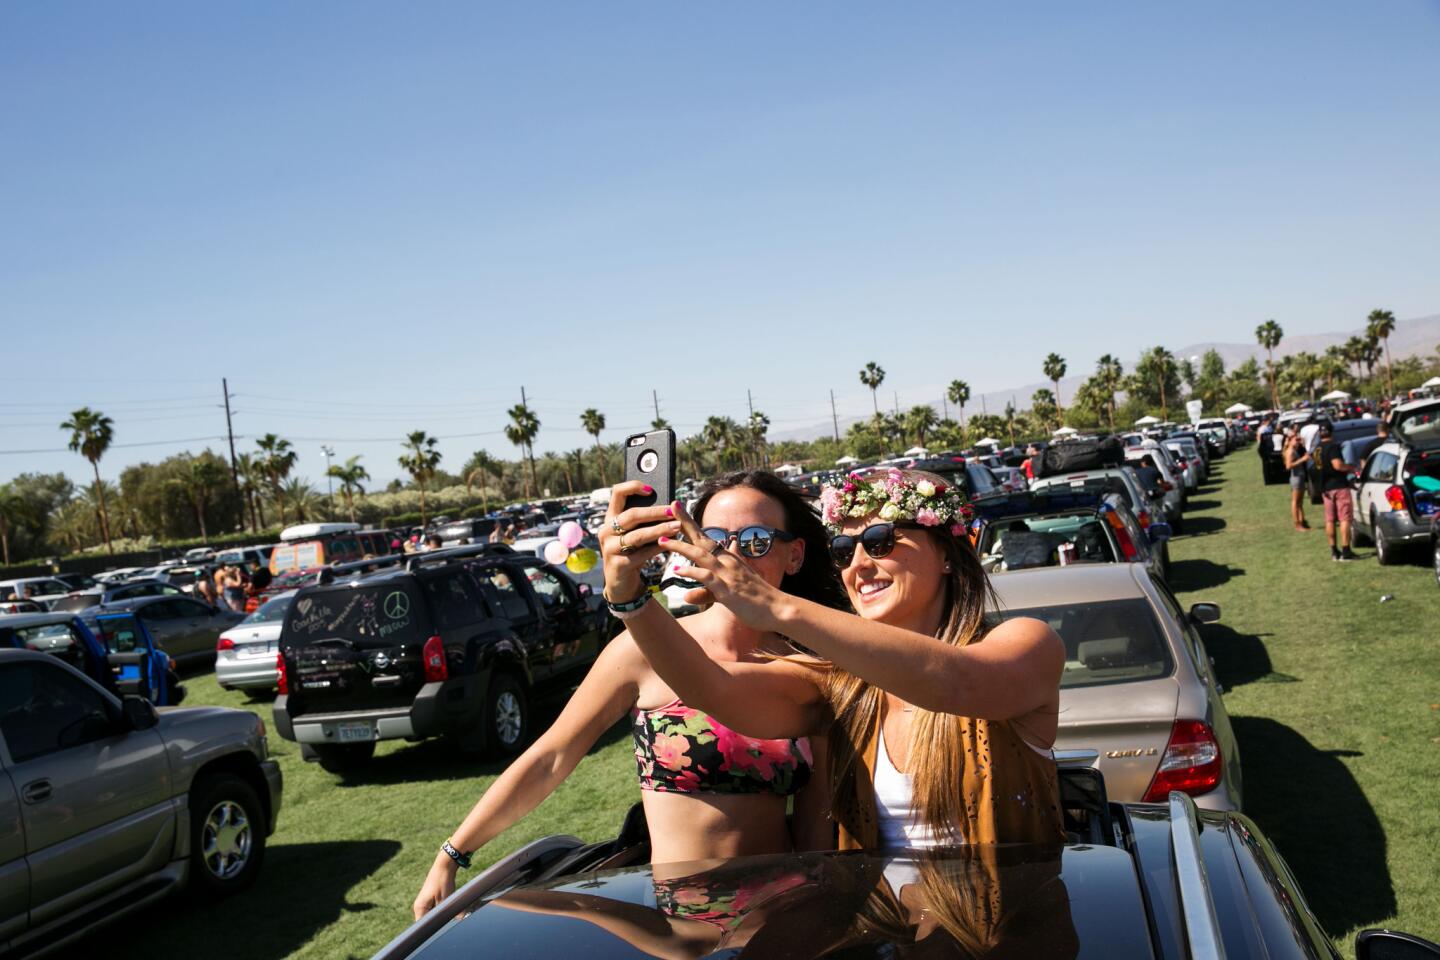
[543,540,569,565]
[557,520,585,550]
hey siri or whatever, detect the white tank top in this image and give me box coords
[873,724,946,850]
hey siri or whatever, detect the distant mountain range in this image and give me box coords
[775,312,1440,442]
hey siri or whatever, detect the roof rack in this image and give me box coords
[1169,790,1227,960]
[316,554,405,585]
[405,542,514,573]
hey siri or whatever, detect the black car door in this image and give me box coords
[523,564,598,680]
[470,565,550,684]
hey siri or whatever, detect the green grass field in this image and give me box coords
[110,451,1438,958]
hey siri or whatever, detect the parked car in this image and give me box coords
[48,577,189,613]
[272,544,608,772]
[1,611,180,704]
[990,563,1239,808]
[1351,398,1440,564]
[0,648,282,957]
[1167,430,1212,476]
[1028,466,1170,566]
[216,592,296,694]
[183,546,216,563]
[0,577,74,610]
[214,545,275,569]
[269,522,390,576]
[1123,441,1187,529]
[1161,436,1204,489]
[82,594,246,662]
[972,488,1169,582]
[49,573,97,592]
[371,773,1432,960]
[0,599,44,616]
[1195,417,1233,456]
[432,517,500,546]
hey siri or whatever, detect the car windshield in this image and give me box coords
[1395,404,1440,448]
[995,597,1173,688]
[282,584,428,647]
[48,594,98,612]
[14,623,74,648]
[242,593,294,625]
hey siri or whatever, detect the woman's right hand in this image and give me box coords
[598,481,682,601]
[413,854,460,920]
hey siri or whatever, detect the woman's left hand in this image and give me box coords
[662,502,792,634]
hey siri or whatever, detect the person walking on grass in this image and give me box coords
[1316,422,1358,562]
[1282,429,1311,531]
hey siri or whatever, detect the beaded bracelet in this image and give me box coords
[606,587,653,620]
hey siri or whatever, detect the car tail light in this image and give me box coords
[1384,485,1407,511]
[1142,719,1223,801]
[217,636,235,652]
[276,652,288,694]
[1101,509,1141,561]
[1135,509,1152,530]
[423,635,448,682]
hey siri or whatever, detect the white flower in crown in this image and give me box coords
[879,502,901,521]
[915,480,936,498]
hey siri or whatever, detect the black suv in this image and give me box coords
[271,545,608,772]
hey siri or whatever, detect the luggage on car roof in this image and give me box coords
[1038,436,1124,478]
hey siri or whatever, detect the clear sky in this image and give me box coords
[5,1,1439,486]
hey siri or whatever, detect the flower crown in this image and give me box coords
[819,469,974,535]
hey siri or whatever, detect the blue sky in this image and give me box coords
[4,1,1439,486]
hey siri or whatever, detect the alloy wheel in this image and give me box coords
[201,800,252,881]
[495,690,523,745]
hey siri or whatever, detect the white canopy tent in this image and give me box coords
[1052,426,1078,437]
[1320,390,1351,402]
[1224,402,1252,415]
[835,455,861,466]
[975,437,1002,447]
[1134,415,1161,426]
[1422,376,1440,388]
[772,463,804,477]
[902,446,931,457]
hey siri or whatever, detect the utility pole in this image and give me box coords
[222,378,241,528]
[942,395,949,421]
[981,394,988,415]
[830,390,840,442]
[652,389,661,424]
[893,391,899,417]
[320,445,335,519]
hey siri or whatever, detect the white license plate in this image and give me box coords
[336,722,375,743]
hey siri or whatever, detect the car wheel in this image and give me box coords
[487,671,530,758]
[312,741,376,773]
[1375,520,1399,566]
[1432,539,1440,589]
[187,773,265,898]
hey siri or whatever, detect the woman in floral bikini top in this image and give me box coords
[413,470,850,921]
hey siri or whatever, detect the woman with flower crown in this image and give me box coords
[598,468,1066,850]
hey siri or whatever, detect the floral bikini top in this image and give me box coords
[632,698,812,796]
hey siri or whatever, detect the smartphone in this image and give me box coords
[623,428,676,515]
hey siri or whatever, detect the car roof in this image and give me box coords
[973,489,1105,517]
[0,612,83,629]
[988,562,1149,608]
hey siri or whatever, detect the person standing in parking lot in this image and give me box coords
[1282,430,1311,531]
[1316,422,1358,561]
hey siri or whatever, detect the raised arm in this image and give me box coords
[412,636,642,918]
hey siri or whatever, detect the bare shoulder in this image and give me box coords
[984,616,1065,662]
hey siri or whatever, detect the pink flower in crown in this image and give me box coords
[819,487,842,524]
[915,508,941,527]
[951,523,968,536]
[652,733,693,772]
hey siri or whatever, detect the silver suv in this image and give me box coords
[1351,398,1440,564]
[0,648,282,957]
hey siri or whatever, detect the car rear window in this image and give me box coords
[283,584,429,647]
[1033,476,1135,511]
[1395,404,1440,448]
[981,515,1116,569]
[242,593,294,625]
[995,598,1173,689]
[48,594,98,613]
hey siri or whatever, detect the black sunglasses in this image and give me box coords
[701,525,796,558]
[829,522,920,566]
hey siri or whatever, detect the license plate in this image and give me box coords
[336,722,374,743]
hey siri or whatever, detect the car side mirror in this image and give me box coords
[121,694,159,730]
[1189,602,1221,624]
[1356,930,1440,960]
[1147,522,1172,543]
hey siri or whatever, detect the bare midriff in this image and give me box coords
[642,789,792,865]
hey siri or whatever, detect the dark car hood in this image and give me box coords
[409,846,1152,959]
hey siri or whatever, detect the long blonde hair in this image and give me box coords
[825,522,997,843]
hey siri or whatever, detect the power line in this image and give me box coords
[0,435,231,456]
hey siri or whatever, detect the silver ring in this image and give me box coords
[611,518,625,535]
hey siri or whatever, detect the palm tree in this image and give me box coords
[702,416,735,470]
[398,431,443,527]
[60,406,116,555]
[280,477,322,522]
[1367,309,1397,398]
[1255,320,1284,410]
[0,484,32,566]
[463,450,501,511]
[679,435,707,480]
[1042,353,1067,415]
[904,405,938,447]
[1322,346,1348,392]
[327,456,370,523]
[255,434,298,525]
[747,411,770,466]
[859,362,886,415]
[171,455,228,540]
[235,453,263,530]
[946,380,971,430]
[651,416,670,430]
[1095,354,1124,429]
[580,409,608,484]
[505,404,541,499]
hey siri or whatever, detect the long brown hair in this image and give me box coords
[824,494,998,843]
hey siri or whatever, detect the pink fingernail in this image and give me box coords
[643,484,653,493]
[665,506,673,517]
[658,536,669,543]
